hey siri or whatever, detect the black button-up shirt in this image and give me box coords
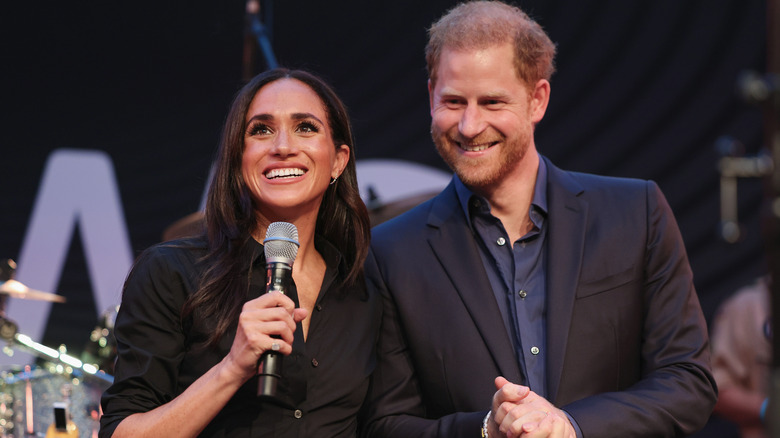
[100,235,380,437]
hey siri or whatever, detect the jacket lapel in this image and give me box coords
[425,181,524,383]
[542,157,587,402]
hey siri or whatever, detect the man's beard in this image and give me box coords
[432,124,530,191]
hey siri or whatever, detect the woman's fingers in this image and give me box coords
[225,292,306,378]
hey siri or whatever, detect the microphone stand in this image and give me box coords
[243,0,278,82]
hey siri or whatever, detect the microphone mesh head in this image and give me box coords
[263,222,300,263]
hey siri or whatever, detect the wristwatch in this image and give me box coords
[481,411,491,437]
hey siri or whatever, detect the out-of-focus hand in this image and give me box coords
[222,291,307,382]
[489,376,576,438]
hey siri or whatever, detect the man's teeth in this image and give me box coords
[460,143,492,152]
[265,168,306,179]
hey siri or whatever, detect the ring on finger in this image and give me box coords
[271,342,281,351]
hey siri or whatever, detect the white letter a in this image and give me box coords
[2,149,133,366]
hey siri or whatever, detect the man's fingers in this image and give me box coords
[495,376,511,390]
[501,409,549,437]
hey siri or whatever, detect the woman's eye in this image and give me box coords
[249,123,272,136]
[297,122,319,134]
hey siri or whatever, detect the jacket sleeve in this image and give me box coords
[562,181,718,437]
[360,248,486,438]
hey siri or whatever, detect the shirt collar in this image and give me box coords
[245,233,346,278]
[454,153,548,227]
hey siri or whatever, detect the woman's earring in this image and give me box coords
[330,176,338,185]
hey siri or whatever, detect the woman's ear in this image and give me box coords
[332,144,350,179]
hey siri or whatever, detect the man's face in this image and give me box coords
[429,43,548,192]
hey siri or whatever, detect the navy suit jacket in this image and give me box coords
[362,157,717,437]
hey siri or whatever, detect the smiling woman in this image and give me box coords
[241,78,350,227]
[98,68,377,438]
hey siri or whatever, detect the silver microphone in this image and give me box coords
[258,221,299,399]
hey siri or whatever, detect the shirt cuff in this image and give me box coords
[563,410,583,438]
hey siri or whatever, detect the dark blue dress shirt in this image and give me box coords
[454,157,549,397]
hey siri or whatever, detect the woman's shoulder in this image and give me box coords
[127,236,208,289]
[139,236,208,263]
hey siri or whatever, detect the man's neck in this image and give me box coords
[476,153,540,245]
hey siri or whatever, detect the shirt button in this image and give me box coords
[530,346,540,355]
[311,358,319,367]
[518,290,527,299]
[496,237,506,246]
[294,409,303,419]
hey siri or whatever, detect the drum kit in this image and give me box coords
[0,259,115,438]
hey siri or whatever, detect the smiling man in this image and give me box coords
[362,2,717,438]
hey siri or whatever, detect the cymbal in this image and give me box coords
[162,211,205,241]
[0,279,66,303]
[369,191,439,226]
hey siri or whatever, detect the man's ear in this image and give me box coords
[428,79,435,116]
[530,79,551,124]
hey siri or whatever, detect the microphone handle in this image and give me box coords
[258,262,292,398]
[258,350,282,397]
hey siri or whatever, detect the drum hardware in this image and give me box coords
[24,366,34,436]
[43,402,78,438]
[82,306,119,375]
[1,363,110,438]
[0,259,67,348]
[0,334,113,437]
[11,334,111,382]
[0,260,112,437]
[0,260,15,283]
[0,317,17,343]
[0,258,107,379]
[0,280,66,304]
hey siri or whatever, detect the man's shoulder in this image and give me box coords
[542,156,651,192]
[548,165,655,209]
[560,167,650,190]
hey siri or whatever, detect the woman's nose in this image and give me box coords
[270,130,296,156]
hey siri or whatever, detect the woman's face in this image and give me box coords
[242,78,349,222]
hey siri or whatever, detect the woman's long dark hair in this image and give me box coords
[182,68,370,347]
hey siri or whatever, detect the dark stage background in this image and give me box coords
[0,1,769,436]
